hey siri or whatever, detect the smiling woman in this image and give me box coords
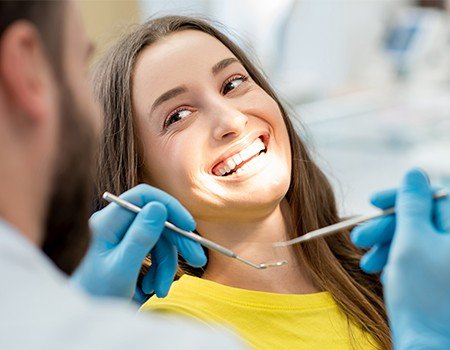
[92,16,391,350]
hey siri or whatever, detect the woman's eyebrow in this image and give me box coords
[151,86,188,113]
[212,57,239,75]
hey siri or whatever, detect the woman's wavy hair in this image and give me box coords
[92,15,391,349]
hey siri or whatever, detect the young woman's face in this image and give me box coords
[132,30,291,221]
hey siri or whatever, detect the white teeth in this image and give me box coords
[239,151,264,174]
[225,158,236,170]
[213,137,267,176]
[239,147,252,161]
[232,154,242,166]
[241,138,265,163]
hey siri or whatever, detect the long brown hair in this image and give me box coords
[92,16,390,349]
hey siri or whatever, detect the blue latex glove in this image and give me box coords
[354,169,450,349]
[351,188,397,273]
[351,183,447,273]
[71,184,207,304]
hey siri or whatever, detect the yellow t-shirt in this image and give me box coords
[141,275,379,350]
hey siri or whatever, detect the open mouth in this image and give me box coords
[212,135,269,177]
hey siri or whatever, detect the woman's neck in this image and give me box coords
[197,200,321,294]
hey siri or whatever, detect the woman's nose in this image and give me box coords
[212,108,248,141]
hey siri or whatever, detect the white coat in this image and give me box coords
[0,220,245,350]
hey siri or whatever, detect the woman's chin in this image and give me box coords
[206,183,289,220]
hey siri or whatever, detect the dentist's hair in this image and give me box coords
[0,1,64,77]
[92,16,390,349]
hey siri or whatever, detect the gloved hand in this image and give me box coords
[71,184,207,304]
[351,183,447,273]
[355,169,450,349]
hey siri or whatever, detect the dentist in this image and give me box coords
[0,1,244,349]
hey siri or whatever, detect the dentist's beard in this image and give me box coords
[42,82,97,275]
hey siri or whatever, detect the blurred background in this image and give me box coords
[79,0,450,215]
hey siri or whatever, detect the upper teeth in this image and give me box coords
[213,138,266,176]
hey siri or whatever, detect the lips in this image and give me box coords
[212,136,268,176]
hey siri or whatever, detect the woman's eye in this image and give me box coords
[222,76,247,95]
[166,109,192,127]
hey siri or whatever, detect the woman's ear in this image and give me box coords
[0,20,57,124]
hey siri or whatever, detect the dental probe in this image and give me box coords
[103,192,288,270]
[274,189,448,247]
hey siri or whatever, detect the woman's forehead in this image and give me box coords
[132,30,241,102]
[135,30,236,75]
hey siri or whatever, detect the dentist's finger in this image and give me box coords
[116,202,167,274]
[150,237,177,298]
[163,229,207,267]
[351,216,395,248]
[360,243,391,274]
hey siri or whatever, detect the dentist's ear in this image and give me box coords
[0,21,56,125]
